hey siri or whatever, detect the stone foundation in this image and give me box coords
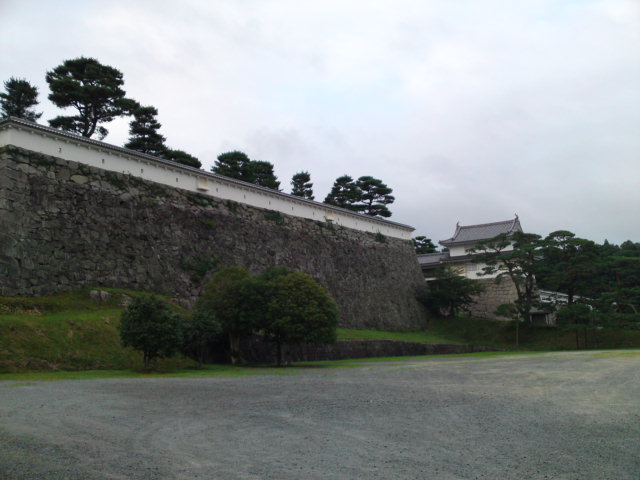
[0,146,427,330]
[467,278,518,320]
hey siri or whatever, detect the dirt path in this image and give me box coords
[1,351,639,479]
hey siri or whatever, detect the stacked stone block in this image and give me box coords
[0,146,427,330]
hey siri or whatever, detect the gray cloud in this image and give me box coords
[1,0,638,244]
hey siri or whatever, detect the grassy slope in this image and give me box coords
[1,289,639,373]
[0,289,193,373]
[346,316,640,351]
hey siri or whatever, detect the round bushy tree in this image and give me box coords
[197,266,259,364]
[182,307,222,367]
[119,295,183,369]
[263,272,338,365]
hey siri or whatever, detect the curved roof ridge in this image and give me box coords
[439,216,522,245]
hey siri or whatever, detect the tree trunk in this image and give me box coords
[229,333,241,365]
[584,328,588,349]
[276,340,283,366]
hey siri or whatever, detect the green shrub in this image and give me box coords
[119,295,183,369]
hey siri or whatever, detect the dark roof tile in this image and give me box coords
[440,217,522,246]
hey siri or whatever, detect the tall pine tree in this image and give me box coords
[124,105,167,156]
[0,77,42,121]
[250,160,280,190]
[323,175,361,210]
[354,176,394,217]
[212,151,252,181]
[291,171,314,200]
[46,57,136,139]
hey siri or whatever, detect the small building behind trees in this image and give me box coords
[417,216,554,324]
[418,217,523,281]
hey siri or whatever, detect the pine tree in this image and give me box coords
[124,105,167,156]
[354,176,394,217]
[163,148,202,169]
[212,151,280,190]
[46,57,136,139]
[291,171,314,200]
[249,160,280,190]
[212,151,252,181]
[0,77,42,121]
[323,175,361,210]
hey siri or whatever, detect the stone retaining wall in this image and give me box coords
[211,336,498,364]
[467,278,518,320]
[0,146,427,330]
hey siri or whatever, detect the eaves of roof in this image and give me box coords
[439,217,522,246]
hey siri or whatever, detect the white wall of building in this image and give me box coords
[0,120,414,239]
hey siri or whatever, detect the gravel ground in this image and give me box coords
[1,351,639,480]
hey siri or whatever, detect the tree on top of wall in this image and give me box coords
[125,105,167,156]
[0,77,42,121]
[323,175,361,210]
[46,57,137,140]
[291,171,314,200]
[163,148,202,169]
[212,151,280,190]
[324,175,395,217]
[353,176,395,217]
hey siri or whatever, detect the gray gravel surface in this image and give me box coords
[1,351,639,480]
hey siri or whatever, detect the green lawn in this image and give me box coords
[2,289,639,375]
[337,328,457,344]
[0,288,194,373]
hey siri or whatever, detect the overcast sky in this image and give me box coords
[2,0,638,245]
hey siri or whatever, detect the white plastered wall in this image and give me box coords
[0,123,414,240]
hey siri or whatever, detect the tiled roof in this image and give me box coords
[440,217,522,246]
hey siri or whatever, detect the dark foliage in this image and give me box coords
[418,267,484,316]
[119,295,183,369]
[46,57,137,139]
[0,77,42,121]
[353,176,394,217]
[323,175,361,210]
[163,148,202,168]
[413,236,438,254]
[324,175,394,217]
[291,171,314,199]
[212,150,279,190]
[182,308,222,367]
[125,105,167,156]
